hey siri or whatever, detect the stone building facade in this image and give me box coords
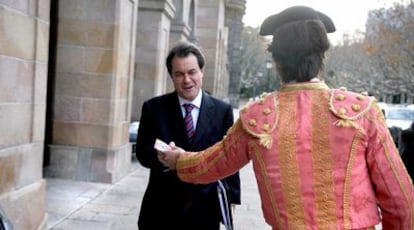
[0,0,245,229]
[0,1,50,229]
[131,0,246,120]
[226,0,246,108]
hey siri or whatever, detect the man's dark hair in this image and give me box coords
[268,20,330,83]
[166,42,205,75]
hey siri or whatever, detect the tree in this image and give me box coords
[324,0,414,104]
[239,26,279,98]
[364,1,414,102]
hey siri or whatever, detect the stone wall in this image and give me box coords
[0,0,245,228]
[196,0,225,96]
[0,0,50,229]
[44,0,138,183]
[131,0,175,121]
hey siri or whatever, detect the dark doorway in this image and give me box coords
[44,0,59,167]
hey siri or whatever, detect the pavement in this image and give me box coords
[46,158,271,230]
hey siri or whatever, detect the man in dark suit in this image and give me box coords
[136,41,240,230]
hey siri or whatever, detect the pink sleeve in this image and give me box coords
[366,106,414,229]
[177,120,251,184]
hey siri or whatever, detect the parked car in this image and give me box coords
[129,121,139,154]
[381,105,414,130]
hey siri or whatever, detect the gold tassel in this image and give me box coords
[259,135,273,149]
[334,119,358,128]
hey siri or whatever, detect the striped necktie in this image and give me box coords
[183,103,195,141]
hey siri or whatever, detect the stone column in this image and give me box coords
[195,0,230,99]
[45,0,138,183]
[132,0,175,120]
[170,0,191,44]
[166,0,192,92]
[226,0,246,108]
[0,0,50,229]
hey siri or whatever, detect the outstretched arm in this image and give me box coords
[160,120,251,184]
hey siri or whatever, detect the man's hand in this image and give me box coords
[157,142,184,170]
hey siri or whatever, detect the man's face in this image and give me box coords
[170,54,203,101]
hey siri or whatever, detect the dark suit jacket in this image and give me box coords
[136,91,241,230]
[401,127,414,180]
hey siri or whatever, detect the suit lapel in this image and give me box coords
[192,93,214,146]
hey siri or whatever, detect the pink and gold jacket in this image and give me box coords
[176,81,414,230]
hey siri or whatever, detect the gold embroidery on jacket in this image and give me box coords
[352,104,361,112]
[279,81,329,92]
[343,130,364,229]
[329,90,374,128]
[239,93,279,149]
[251,141,283,230]
[311,91,337,228]
[278,92,306,227]
[371,103,387,127]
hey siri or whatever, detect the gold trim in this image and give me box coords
[240,93,279,149]
[329,90,375,121]
[249,119,257,126]
[352,104,361,112]
[251,141,283,229]
[311,91,337,229]
[378,127,414,227]
[336,94,345,101]
[262,123,270,131]
[343,130,364,229]
[277,92,306,227]
[333,119,359,128]
[259,134,272,149]
[356,94,365,100]
[279,82,329,92]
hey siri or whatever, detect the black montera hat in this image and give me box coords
[259,6,336,36]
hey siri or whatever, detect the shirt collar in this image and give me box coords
[178,90,202,109]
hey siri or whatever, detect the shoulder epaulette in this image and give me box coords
[239,92,278,149]
[329,87,375,128]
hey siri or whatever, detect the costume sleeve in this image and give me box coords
[136,101,165,170]
[176,119,251,185]
[366,104,414,229]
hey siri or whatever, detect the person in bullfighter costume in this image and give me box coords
[159,5,414,230]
